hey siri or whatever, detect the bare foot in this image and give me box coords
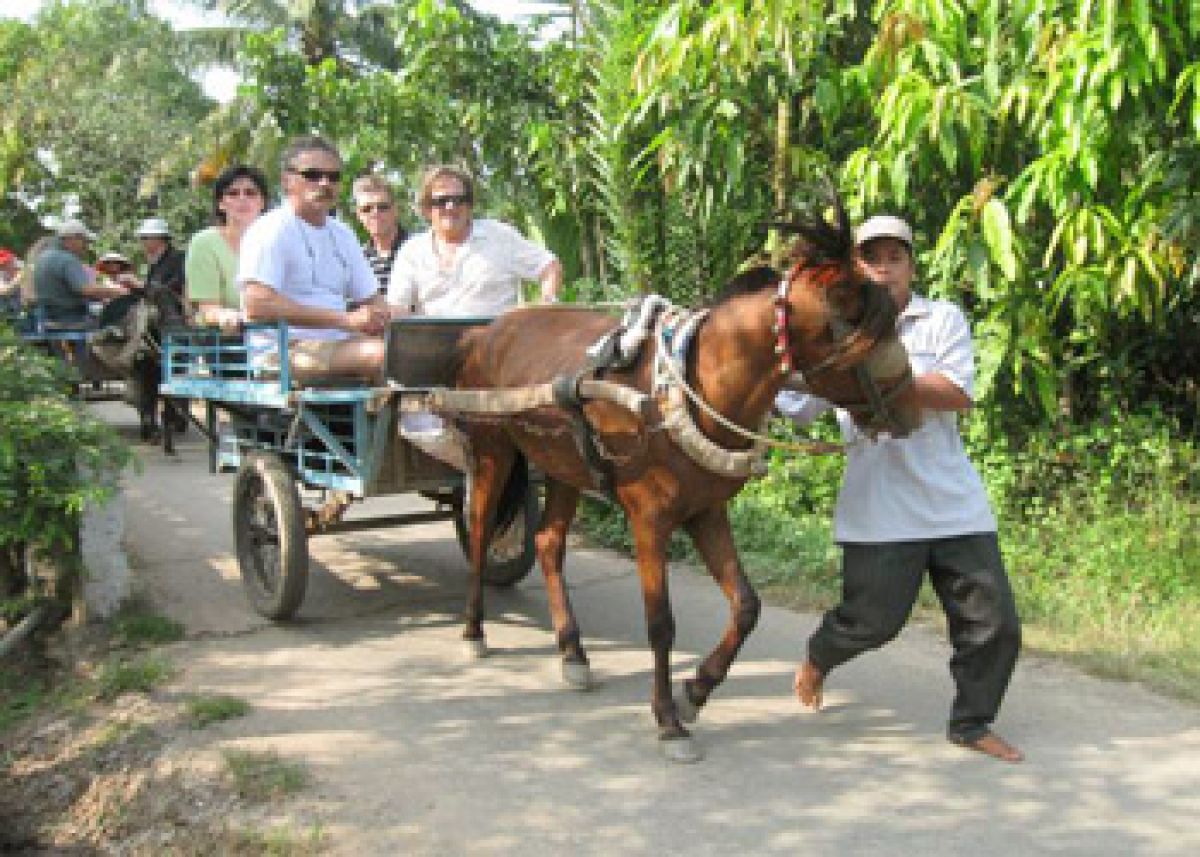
[794,659,824,710]
[951,731,1024,763]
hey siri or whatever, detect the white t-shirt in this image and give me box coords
[238,203,379,340]
[386,218,555,316]
[775,293,996,543]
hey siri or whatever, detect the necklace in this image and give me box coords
[294,218,350,295]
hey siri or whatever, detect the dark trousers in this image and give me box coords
[807,533,1021,742]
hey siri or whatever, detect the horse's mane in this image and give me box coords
[772,190,854,275]
[711,189,854,306]
[711,264,781,304]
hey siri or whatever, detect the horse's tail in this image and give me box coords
[492,451,529,536]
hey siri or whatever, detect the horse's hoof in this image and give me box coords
[675,686,702,724]
[561,659,593,690]
[659,735,704,764]
[462,638,488,660]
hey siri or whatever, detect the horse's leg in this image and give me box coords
[462,437,515,659]
[535,479,590,688]
[628,514,702,763]
[135,358,160,442]
[131,362,155,442]
[160,392,176,457]
[677,505,761,723]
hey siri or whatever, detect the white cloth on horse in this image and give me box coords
[399,411,467,470]
[90,300,151,375]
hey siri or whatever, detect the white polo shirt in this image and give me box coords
[238,203,378,341]
[386,218,555,316]
[776,293,996,543]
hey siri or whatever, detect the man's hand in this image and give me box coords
[343,303,389,336]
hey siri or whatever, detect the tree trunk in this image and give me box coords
[770,96,792,267]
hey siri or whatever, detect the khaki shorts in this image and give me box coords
[258,339,342,379]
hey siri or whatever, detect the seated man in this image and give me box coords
[239,135,389,384]
[386,164,562,466]
[387,164,561,316]
[34,220,129,326]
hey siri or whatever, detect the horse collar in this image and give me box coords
[772,274,793,374]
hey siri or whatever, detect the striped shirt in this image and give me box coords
[363,233,404,294]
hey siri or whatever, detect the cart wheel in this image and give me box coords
[454,480,540,588]
[233,453,308,620]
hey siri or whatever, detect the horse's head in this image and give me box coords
[142,284,187,331]
[773,195,921,437]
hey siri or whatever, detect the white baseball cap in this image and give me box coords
[854,215,913,249]
[135,217,171,238]
[57,218,98,240]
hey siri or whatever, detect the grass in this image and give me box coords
[224,823,327,855]
[223,749,309,802]
[0,663,51,733]
[186,694,252,729]
[113,610,185,646]
[94,654,175,701]
[93,718,154,748]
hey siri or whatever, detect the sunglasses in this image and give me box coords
[428,193,472,209]
[357,202,394,214]
[290,167,342,184]
[223,186,262,198]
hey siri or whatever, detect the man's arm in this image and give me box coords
[159,249,186,295]
[80,280,130,301]
[243,281,387,335]
[537,258,563,302]
[897,372,972,413]
[72,263,127,302]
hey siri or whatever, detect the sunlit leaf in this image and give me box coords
[982,197,1018,280]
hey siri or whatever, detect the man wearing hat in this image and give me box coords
[136,217,186,303]
[776,214,1023,763]
[34,219,129,323]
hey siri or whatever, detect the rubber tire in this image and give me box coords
[454,481,540,588]
[233,453,308,620]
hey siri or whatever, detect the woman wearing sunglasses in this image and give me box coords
[186,164,269,326]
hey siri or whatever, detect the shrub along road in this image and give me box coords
[110,403,1199,856]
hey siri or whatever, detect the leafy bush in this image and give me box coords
[0,324,131,609]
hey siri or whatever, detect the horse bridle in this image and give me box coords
[772,270,914,435]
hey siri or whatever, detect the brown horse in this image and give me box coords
[451,201,921,762]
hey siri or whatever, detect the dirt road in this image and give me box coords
[111,404,1199,856]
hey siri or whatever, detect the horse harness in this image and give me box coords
[553,280,913,490]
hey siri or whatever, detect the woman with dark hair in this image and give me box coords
[185,164,268,325]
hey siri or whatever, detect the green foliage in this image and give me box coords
[0,325,132,617]
[838,0,1200,422]
[0,0,214,258]
[186,693,252,729]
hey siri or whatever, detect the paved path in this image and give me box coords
[105,403,1200,856]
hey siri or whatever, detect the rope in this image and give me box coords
[653,317,842,456]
